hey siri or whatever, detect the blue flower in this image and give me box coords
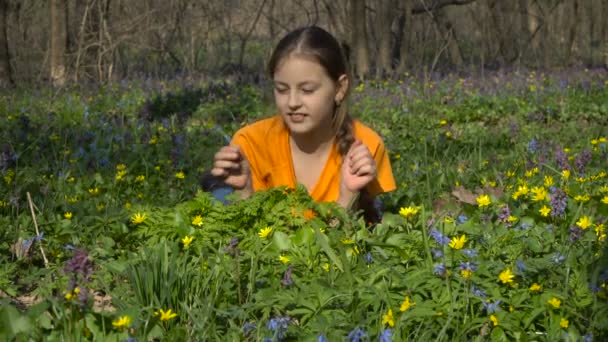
[364,253,374,264]
[482,300,501,313]
[550,252,565,264]
[317,334,328,342]
[431,248,444,259]
[433,263,447,276]
[379,328,393,342]
[456,215,468,225]
[461,248,478,258]
[267,316,290,340]
[346,328,367,342]
[471,284,486,298]
[516,259,526,274]
[459,261,478,272]
[429,229,450,246]
[243,322,256,335]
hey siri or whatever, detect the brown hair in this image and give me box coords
[267,26,355,156]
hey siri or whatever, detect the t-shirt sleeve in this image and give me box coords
[231,130,267,191]
[367,139,397,196]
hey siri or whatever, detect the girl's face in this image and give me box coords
[273,54,347,139]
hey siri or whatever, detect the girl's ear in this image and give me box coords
[335,74,349,104]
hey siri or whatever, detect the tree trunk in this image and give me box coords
[375,0,393,78]
[0,0,13,86]
[50,0,67,86]
[565,0,579,65]
[350,0,369,79]
[396,0,413,74]
[603,0,608,68]
[434,8,463,67]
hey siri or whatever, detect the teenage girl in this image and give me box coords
[210,26,396,222]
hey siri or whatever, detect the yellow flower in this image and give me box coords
[499,268,515,284]
[64,212,73,220]
[97,204,105,211]
[258,226,273,239]
[112,315,131,329]
[601,186,608,193]
[574,194,590,203]
[530,187,548,202]
[322,263,330,272]
[440,120,448,126]
[156,308,178,321]
[278,255,290,264]
[507,216,518,223]
[130,212,147,225]
[382,309,395,327]
[490,314,498,326]
[602,196,608,204]
[506,170,515,178]
[400,296,415,312]
[449,235,467,250]
[512,184,529,200]
[175,171,185,179]
[191,215,204,227]
[65,287,80,300]
[181,235,194,248]
[461,269,473,279]
[399,206,420,218]
[341,238,355,245]
[135,175,145,182]
[576,216,592,230]
[562,169,570,179]
[547,297,561,309]
[444,216,454,223]
[68,177,75,183]
[544,175,554,187]
[539,205,551,217]
[116,164,126,171]
[88,187,100,195]
[476,194,491,207]
[529,283,542,292]
[560,317,569,329]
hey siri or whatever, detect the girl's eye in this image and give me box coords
[275,87,288,94]
[301,88,315,94]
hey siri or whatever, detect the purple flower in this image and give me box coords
[318,335,328,342]
[498,206,511,224]
[364,253,374,264]
[550,189,567,217]
[64,249,94,283]
[554,148,570,171]
[569,226,583,242]
[574,149,592,174]
[224,237,240,257]
[281,265,294,287]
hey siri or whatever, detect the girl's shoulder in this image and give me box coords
[352,119,385,146]
[233,115,286,142]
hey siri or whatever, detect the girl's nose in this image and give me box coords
[287,91,302,109]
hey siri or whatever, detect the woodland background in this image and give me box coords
[0,0,607,87]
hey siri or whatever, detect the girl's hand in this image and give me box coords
[211,146,253,195]
[339,140,376,202]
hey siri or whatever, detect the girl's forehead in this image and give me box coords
[274,53,328,79]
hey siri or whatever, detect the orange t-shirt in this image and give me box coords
[231,115,396,202]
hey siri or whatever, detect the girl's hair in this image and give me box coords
[267,26,354,156]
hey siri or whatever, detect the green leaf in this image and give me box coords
[272,231,291,251]
[0,302,33,336]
